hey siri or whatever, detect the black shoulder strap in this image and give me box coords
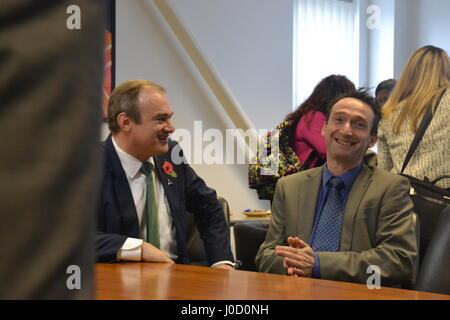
[301,150,316,171]
[401,92,446,174]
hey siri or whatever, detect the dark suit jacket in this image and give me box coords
[96,135,234,265]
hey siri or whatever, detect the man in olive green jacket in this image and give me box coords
[256,91,417,286]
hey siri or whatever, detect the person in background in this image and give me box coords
[249,75,355,202]
[96,80,236,269]
[285,75,356,169]
[375,79,397,107]
[256,90,417,286]
[378,45,450,189]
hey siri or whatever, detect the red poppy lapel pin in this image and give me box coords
[162,161,178,179]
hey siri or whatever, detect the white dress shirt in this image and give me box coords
[112,138,234,268]
[112,137,178,261]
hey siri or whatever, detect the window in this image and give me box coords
[293,0,360,107]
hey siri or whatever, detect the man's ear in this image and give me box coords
[321,123,327,137]
[116,112,132,132]
[368,135,377,148]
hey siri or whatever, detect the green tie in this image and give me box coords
[140,162,160,248]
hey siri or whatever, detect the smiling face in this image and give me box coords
[322,97,377,168]
[127,86,175,161]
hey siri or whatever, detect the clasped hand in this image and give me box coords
[275,237,315,277]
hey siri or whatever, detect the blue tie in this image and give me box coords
[312,176,345,252]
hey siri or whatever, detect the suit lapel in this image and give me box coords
[296,168,323,243]
[106,135,139,237]
[340,164,373,251]
[153,155,181,222]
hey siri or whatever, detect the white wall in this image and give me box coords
[359,0,370,87]
[368,0,395,89]
[394,0,419,77]
[360,0,450,88]
[112,0,450,213]
[394,0,450,78]
[166,0,294,131]
[359,0,396,92]
[115,0,292,212]
[412,0,450,52]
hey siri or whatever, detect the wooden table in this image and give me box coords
[95,263,450,300]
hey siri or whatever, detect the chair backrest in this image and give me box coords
[402,212,419,290]
[414,206,450,295]
[411,197,446,266]
[186,196,230,266]
[412,212,419,283]
[233,222,269,271]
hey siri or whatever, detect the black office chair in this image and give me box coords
[414,206,450,295]
[402,212,419,289]
[186,196,230,266]
[233,222,269,271]
[413,200,445,267]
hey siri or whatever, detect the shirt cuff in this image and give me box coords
[117,238,143,261]
[211,260,235,268]
[312,252,321,279]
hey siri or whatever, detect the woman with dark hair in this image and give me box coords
[375,78,397,107]
[249,75,355,201]
[286,74,356,169]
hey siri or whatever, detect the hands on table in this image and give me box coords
[275,237,315,277]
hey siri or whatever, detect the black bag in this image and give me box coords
[399,92,450,264]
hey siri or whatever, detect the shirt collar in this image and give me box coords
[322,162,363,193]
[112,136,154,180]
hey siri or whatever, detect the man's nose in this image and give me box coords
[340,121,353,135]
[165,120,175,133]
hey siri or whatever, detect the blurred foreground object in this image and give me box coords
[0,0,105,299]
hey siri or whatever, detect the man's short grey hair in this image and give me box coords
[107,80,166,133]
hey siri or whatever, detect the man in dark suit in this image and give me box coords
[96,80,235,269]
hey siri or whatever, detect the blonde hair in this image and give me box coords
[107,80,166,133]
[383,46,450,134]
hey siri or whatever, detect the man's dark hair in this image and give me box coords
[326,89,382,136]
